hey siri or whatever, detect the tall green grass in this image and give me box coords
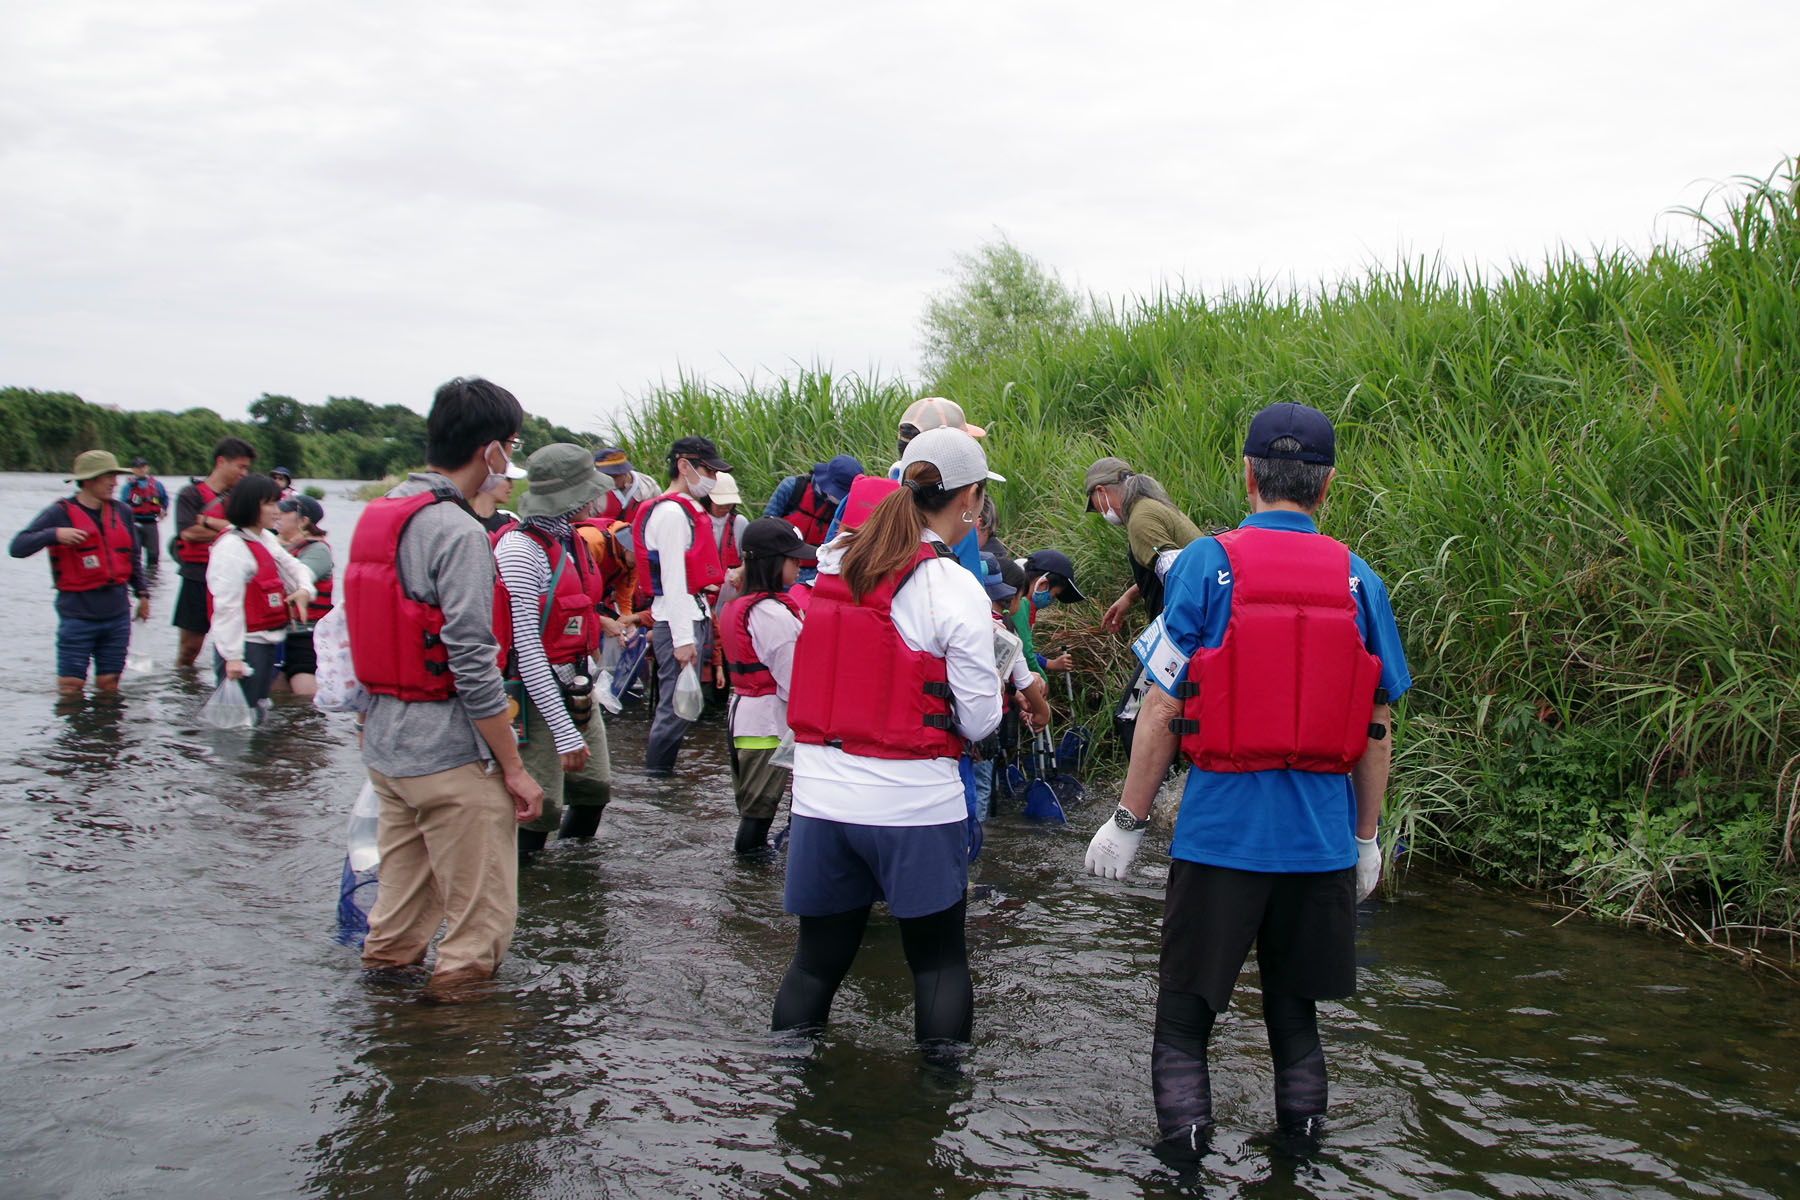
[612,161,1800,956]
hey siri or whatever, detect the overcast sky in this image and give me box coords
[4,1,1796,434]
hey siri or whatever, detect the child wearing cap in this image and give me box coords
[274,493,334,696]
[716,517,815,856]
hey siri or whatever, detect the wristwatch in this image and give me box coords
[1112,805,1151,833]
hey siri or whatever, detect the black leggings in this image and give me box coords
[772,900,972,1045]
[1152,988,1327,1137]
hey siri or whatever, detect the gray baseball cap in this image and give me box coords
[899,427,1006,489]
[1083,456,1132,510]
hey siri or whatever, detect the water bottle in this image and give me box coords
[566,674,594,727]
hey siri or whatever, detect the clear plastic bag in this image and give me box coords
[336,781,382,947]
[311,605,370,714]
[199,677,258,729]
[769,729,796,770]
[673,663,704,721]
[595,636,623,715]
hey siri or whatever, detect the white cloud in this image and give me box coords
[2,0,1795,434]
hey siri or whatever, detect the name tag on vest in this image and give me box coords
[81,554,101,569]
[563,617,583,637]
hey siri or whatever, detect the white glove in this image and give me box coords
[1085,808,1146,880]
[1355,834,1381,901]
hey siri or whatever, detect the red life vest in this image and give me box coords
[787,541,963,760]
[714,514,742,570]
[123,476,164,518]
[346,491,500,702]
[49,499,135,592]
[493,526,608,666]
[175,482,228,564]
[719,592,803,697]
[241,535,292,633]
[839,475,900,531]
[782,479,838,545]
[290,536,333,617]
[1170,526,1383,774]
[630,492,725,601]
[786,581,812,612]
[596,484,639,525]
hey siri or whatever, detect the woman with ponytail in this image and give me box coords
[775,427,1037,1062]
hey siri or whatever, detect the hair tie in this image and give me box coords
[901,479,921,493]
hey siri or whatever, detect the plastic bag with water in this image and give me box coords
[595,635,624,715]
[335,781,381,947]
[198,677,258,730]
[673,663,704,721]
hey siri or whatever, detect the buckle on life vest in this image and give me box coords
[422,632,443,649]
[1374,687,1389,704]
[922,680,951,698]
[1174,681,1199,699]
[1367,722,1388,741]
[922,713,954,730]
[424,660,449,676]
[1168,718,1199,735]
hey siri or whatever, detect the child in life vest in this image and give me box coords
[718,517,815,856]
[273,494,333,697]
[205,473,315,710]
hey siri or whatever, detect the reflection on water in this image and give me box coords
[1,472,1797,1199]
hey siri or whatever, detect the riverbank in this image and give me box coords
[610,162,1800,958]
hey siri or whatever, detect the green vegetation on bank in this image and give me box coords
[614,161,1800,961]
[0,389,596,480]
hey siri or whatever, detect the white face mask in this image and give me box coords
[1098,491,1124,526]
[482,441,512,495]
[688,475,716,500]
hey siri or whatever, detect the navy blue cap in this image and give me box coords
[812,454,864,503]
[1243,402,1334,465]
[979,552,1018,602]
[1023,548,1086,603]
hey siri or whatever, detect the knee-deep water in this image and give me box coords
[2,472,1797,1199]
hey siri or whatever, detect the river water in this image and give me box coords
[2,471,1796,1199]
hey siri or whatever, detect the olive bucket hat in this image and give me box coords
[68,450,126,482]
[516,442,610,519]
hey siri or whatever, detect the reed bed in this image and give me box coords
[611,161,1800,958]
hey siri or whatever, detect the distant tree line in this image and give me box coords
[0,388,598,480]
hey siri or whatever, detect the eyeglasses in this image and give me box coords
[508,437,523,453]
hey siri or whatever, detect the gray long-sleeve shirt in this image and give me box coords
[360,473,509,780]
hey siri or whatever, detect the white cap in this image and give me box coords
[710,471,741,505]
[901,396,985,438]
[899,426,1006,489]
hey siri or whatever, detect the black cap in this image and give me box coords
[129,456,149,467]
[278,494,325,525]
[1023,548,1086,603]
[741,516,818,561]
[670,435,732,473]
[271,465,294,479]
[1243,402,1334,465]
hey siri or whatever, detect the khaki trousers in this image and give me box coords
[361,761,518,981]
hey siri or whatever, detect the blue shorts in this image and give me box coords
[58,613,131,680]
[783,816,968,919]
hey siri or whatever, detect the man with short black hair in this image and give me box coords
[172,436,256,666]
[1083,401,1411,1163]
[630,435,733,773]
[347,377,545,997]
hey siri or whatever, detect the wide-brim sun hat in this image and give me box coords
[516,442,610,518]
[710,472,742,505]
[68,450,125,482]
[900,426,1006,489]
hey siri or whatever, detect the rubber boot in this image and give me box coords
[735,816,774,856]
[1151,1036,1214,1168]
[518,827,550,867]
[1273,1045,1328,1154]
[560,804,606,840]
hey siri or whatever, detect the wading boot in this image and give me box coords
[518,827,550,867]
[559,804,607,840]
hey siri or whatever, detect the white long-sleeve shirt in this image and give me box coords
[792,529,1002,827]
[205,527,315,662]
[643,492,709,645]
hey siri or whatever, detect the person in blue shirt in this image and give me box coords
[119,457,169,567]
[1081,402,1410,1165]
